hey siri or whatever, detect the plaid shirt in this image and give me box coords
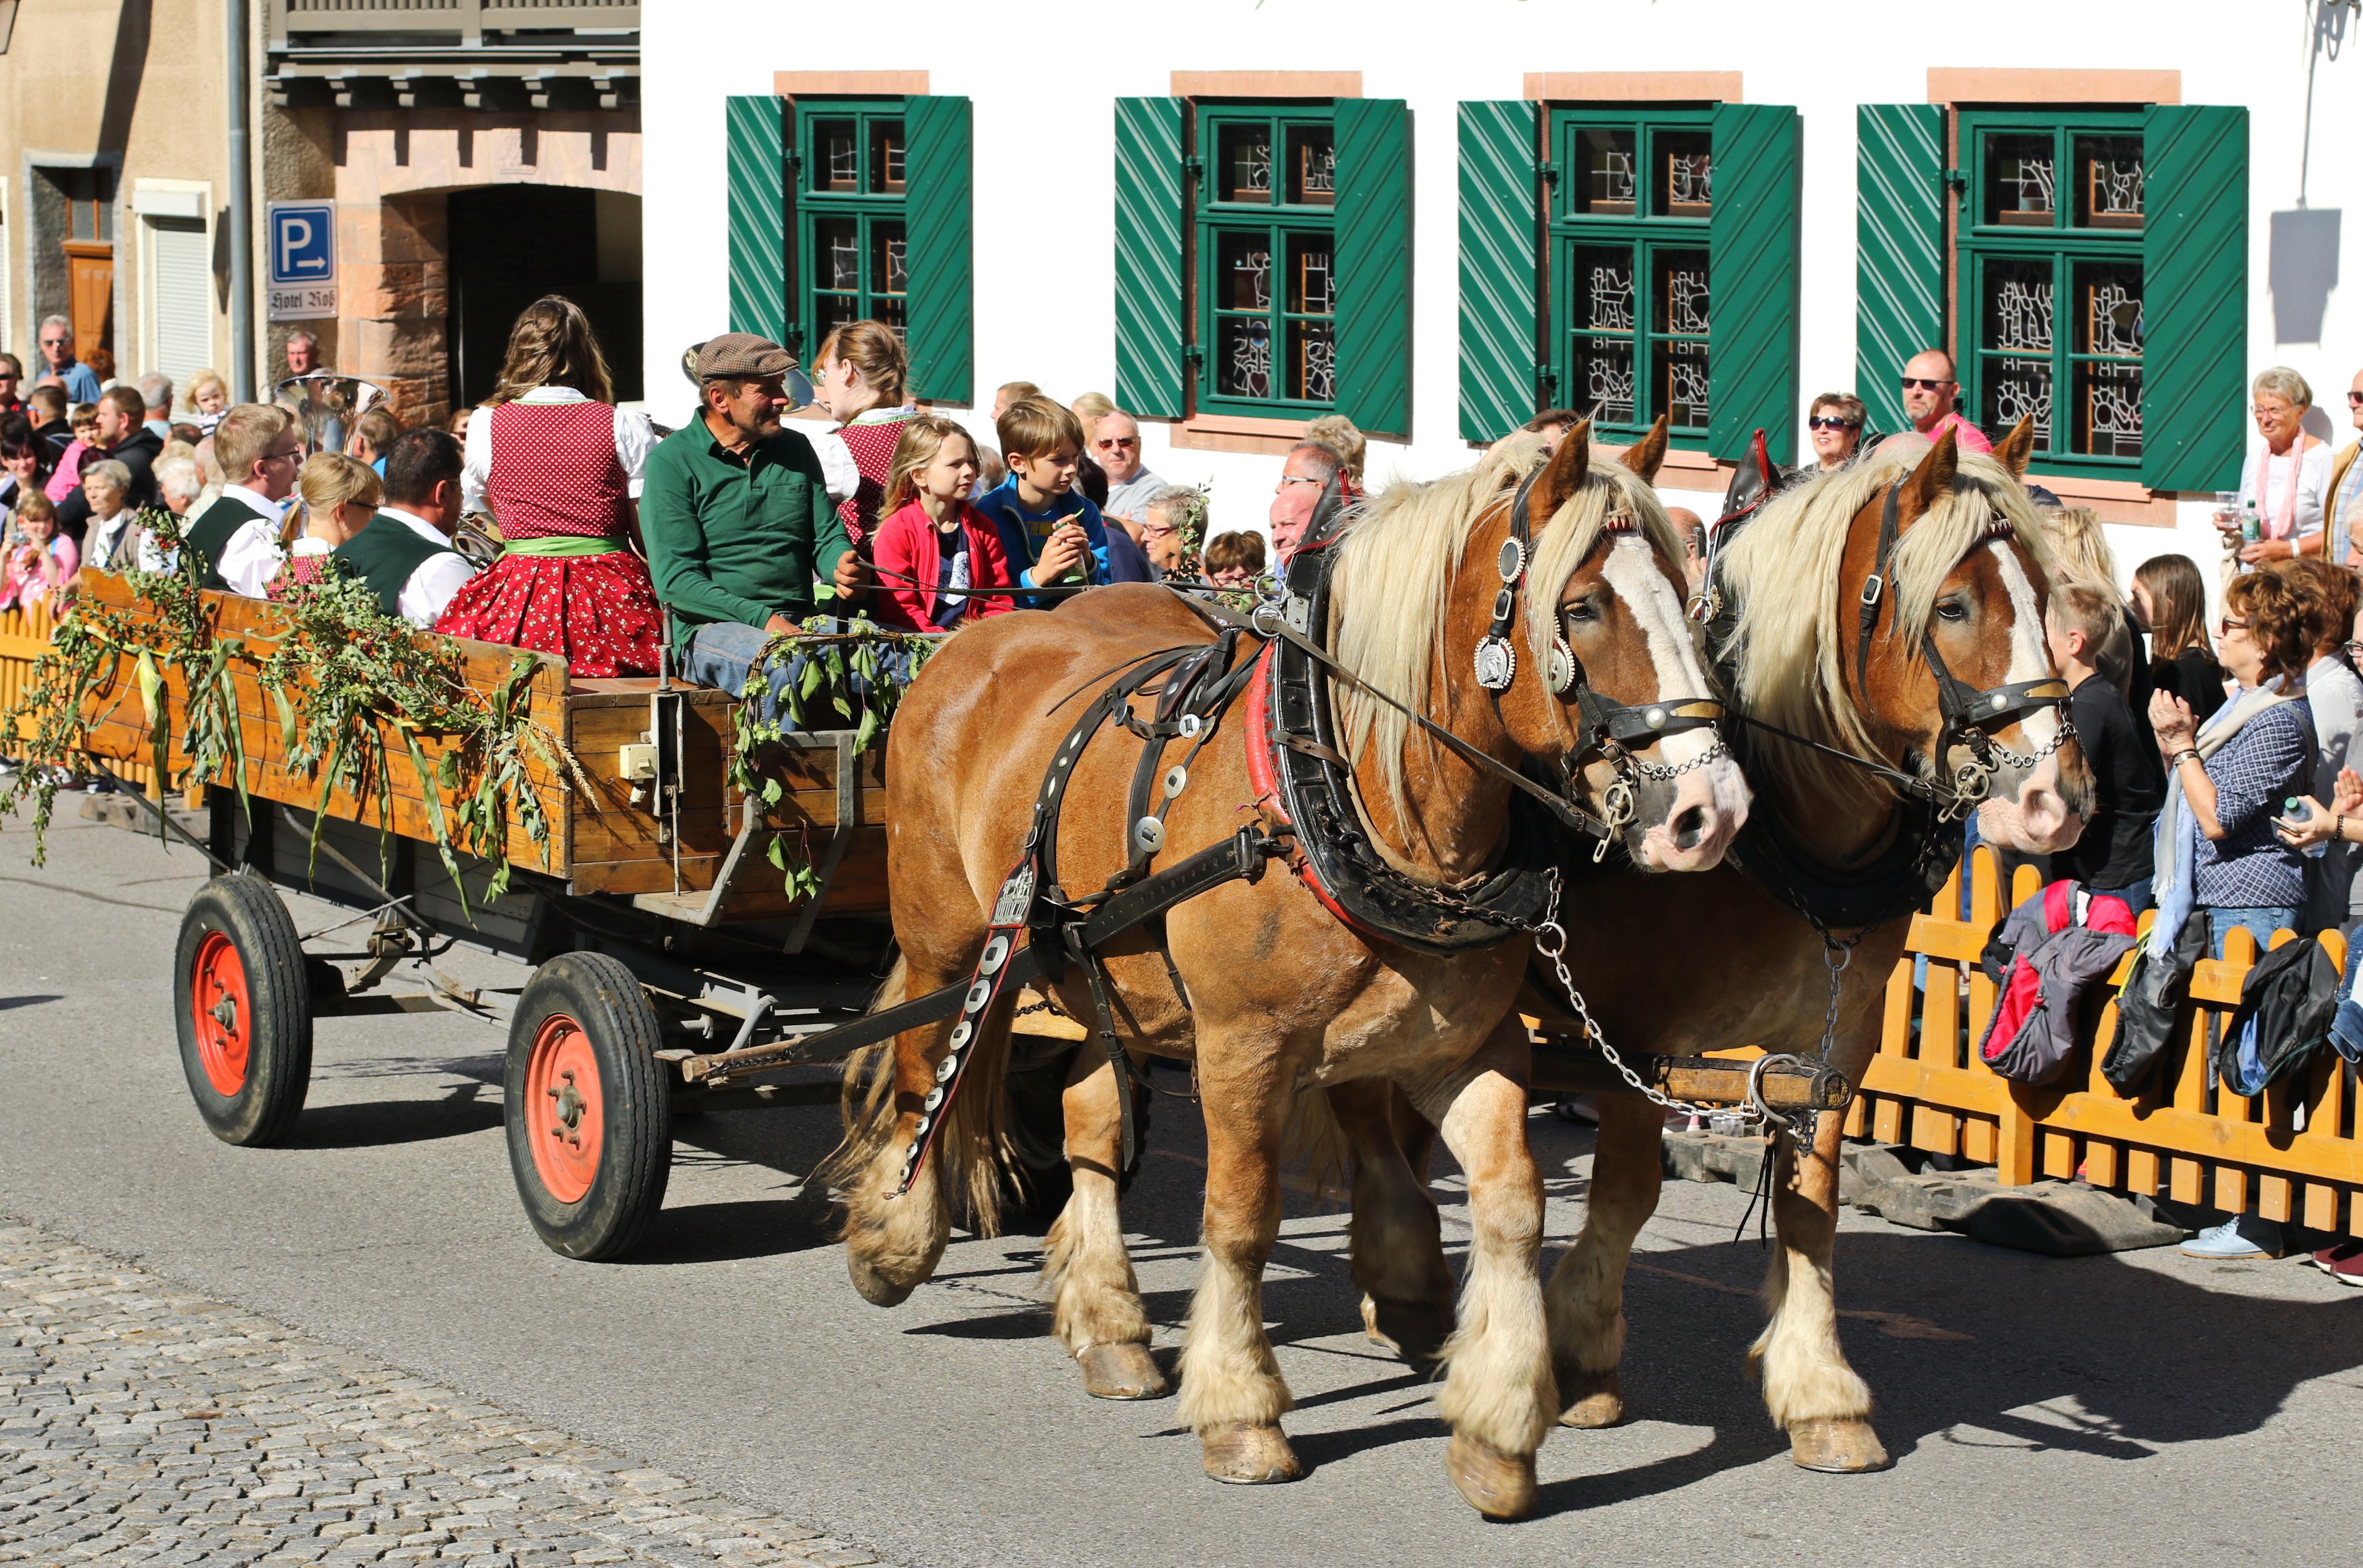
[2194,699,2317,908]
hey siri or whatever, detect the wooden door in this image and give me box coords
[62,241,114,361]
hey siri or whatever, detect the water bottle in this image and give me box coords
[2242,498,2261,543]
[2285,797,2330,859]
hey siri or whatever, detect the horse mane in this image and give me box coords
[1719,448,2054,813]
[1329,434,1683,825]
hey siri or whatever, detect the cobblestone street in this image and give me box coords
[0,1223,881,1568]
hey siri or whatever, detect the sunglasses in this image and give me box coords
[1808,416,1860,431]
[2220,615,2251,633]
[1900,377,1951,391]
[2347,392,2363,406]
[1095,437,1139,449]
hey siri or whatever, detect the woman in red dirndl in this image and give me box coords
[433,295,663,676]
[809,318,918,551]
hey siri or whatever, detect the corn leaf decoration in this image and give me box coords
[0,507,586,903]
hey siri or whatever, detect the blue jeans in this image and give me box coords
[682,618,916,729]
[2093,881,2155,917]
[2205,904,2300,960]
[2331,930,2363,1066]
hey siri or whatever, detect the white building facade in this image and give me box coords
[642,1,2363,599]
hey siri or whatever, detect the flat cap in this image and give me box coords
[695,332,796,379]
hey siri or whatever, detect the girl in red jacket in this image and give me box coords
[868,416,1016,632]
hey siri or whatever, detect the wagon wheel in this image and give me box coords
[173,872,314,1146]
[503,953,671,1261]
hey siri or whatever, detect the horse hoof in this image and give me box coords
[1361,1293,1453,1364]
[1199,1422,1303,1484]
[846,1255,915,1308]
[1445,1433,1537,1520]
[1077,1342,1169,1400]
[1556,1365,1626,1428]
[1789,1418,1891,1473]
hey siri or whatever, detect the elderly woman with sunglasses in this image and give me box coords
[1805,392,1868,471]
[2226,366,2332,566]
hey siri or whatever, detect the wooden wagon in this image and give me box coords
[33,570,1841,1262]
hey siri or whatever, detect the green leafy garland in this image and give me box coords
[724,616,938,904]
[0,507,585,911]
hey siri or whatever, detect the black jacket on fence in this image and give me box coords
[2213,936,2338,1097]
[2102,909,2209,1093]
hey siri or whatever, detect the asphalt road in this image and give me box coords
[0,812,2358,1568]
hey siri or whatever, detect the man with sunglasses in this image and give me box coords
[1094,411,1167,534]
[2330,368,2363,566]
[1900,349,1992,455]
[35,317,101,407]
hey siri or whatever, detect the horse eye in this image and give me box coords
[1563,601,1597,623]
[1935,600,1968,623]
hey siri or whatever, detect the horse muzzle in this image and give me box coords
[1626,745,1751,873]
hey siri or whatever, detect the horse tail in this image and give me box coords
[819,959,909,1192]
[1282,1080,1350,1204]
[819,953,1015,1238]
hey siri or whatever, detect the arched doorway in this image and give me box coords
[445,185,642,406]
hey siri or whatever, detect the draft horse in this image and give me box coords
[833,425,1748,1517]
[1361,423,2091,1477]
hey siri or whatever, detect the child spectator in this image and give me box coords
[2046,580,2166,912]
[975,396,1116,605]
[2135,553,2228,724]
[1204,531,1267,589]
[0,494,72,610]
[181,369,231,436]
[268,452,382,598]
[436,296,661,675]
[43,404,100,507]
[867,417,1015,632]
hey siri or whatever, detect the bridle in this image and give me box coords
[1851,482,2075,812]
[1472,463,1728,845]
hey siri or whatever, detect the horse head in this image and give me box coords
[1494,416,1751,871]
[1842,420,2091,852]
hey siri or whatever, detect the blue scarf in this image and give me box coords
[2148,676,2299,956]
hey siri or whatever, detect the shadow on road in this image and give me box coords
[287,1083,501,1147]
[0,995,63,1012]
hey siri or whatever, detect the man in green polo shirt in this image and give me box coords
[642,334,876,721]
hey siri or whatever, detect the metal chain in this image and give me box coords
[1628,734,1732,782]
[1531,885,1737,1123]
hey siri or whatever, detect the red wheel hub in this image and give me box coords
[189,931,251,1096]
[524,1013,603,1204]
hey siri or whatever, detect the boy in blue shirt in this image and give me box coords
[975,395,1117,606]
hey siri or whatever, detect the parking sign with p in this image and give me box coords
[265,201,338,321]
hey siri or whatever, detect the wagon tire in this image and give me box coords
[504,953,671,1261]
[174,871,313,1147]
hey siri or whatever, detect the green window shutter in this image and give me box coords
[726,95,789,342]
[2143,105,2249,494]
[1855,104,1947,438]
[1457,101,1539,443]
[1334,98,1412,437]
[1114,98,1187,419]
[1708,104,1802,465]
[904,95,973,404]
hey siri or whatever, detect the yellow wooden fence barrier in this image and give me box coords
[0,602,162,795]
[1812,845,2363,1237]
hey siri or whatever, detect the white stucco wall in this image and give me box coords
[642,0,2363,610]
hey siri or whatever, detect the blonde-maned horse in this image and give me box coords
[831,426,1748,1517]
[1368,422,2091,1475]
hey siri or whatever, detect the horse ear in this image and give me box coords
[1622,412,1670,483]
[1992,414,2036,478]
[1527,420,1592,528]
[1899,428,1959,524]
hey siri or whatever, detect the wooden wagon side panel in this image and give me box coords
[70,574,574,876]
[560,673,892,921]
